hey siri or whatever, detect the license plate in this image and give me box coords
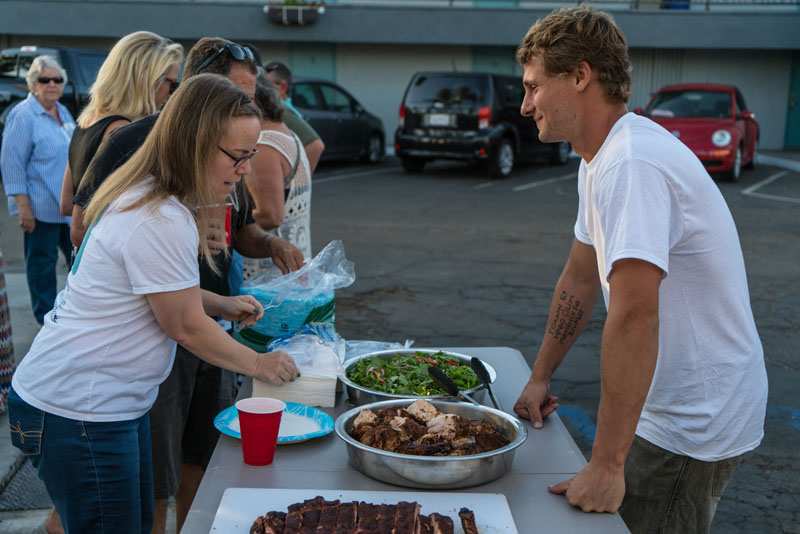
[426,113,452,127]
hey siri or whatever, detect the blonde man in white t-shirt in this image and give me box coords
[511,7,767,533]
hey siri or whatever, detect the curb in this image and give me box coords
[0,412,27,495]
[755,154,800,173]
[0,449,25,495]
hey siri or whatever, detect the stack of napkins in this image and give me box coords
[253,334,343,407]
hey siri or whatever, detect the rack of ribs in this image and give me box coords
[250,497,476,534]
[458,508,479,534]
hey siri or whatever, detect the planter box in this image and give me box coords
[266,4,322,26]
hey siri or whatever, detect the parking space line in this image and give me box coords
[743,191,800,204]
[473,182,495,190]
[741,170,788,195]
[741,170,800,204]
[512,172,577,192]
[314,167,399,184]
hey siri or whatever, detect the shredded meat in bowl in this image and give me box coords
[350,400,510,456]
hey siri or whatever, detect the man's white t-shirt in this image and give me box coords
[12,182,200,422]
[574,112,767,461]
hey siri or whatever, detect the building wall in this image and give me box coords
[3,33,792,148]
[472,46,520,76]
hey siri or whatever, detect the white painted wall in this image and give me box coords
[629,49,792,149]
[253,43,291,67]
[335,44,473,145]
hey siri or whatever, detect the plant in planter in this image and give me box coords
[263,0,326,26]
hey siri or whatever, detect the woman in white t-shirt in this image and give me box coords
[7,74,299,534]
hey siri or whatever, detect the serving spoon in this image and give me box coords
[427,366,481,407]
[470,357,502,412]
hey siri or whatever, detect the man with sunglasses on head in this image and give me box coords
[264,60,325,172]
[71,37,305,534]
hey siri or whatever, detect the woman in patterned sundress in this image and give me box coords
[0,248,14,414]
[242,76,312,283]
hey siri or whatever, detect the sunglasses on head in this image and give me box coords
[196,43,255,74]
[38,76,64,85]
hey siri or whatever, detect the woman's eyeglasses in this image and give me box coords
[196,43,255,74]
[218,146,257,169]
[37,77,64,85]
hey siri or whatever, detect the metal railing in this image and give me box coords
[10,0,797,11]
[312,0,800,10]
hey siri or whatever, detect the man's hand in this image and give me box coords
[255,350,300,385]
[514,378,559,429]
[548,460,625,513]
[218,295,264,328]
[17,202,35,233]
[268,237,304,274]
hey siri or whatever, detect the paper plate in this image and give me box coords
[214,402,334,445]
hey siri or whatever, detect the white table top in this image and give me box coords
[182,346,629,533]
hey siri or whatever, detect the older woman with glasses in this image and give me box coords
[1,55,75,326]
[61,31,183,248]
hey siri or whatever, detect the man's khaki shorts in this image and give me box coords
[620,435,742,534]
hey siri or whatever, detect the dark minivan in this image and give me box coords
[395,72,570,178]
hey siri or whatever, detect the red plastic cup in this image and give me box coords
[236,397,285,466]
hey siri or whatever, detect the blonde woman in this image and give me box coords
[7,74,298,533]
[1,56,75,326]
[60,31,184,247]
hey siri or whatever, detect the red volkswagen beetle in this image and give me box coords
[636,83,759,181]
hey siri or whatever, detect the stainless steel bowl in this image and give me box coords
[335,399,527,489]
[340,349,497,406]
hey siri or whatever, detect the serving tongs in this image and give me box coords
[427,366,481,407]
[470,357,502,412]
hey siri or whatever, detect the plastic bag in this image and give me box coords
[345,339,415,361]
[241,241,355,339]
[267,324,345,378]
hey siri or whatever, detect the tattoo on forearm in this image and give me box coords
[547,291,584,344]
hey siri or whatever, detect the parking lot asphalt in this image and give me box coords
[0,154,796,533]
[312,156,800,534]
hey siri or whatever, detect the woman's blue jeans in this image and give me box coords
[7,387,154,533]
[22,220,72,324]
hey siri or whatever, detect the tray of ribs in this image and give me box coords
[335,400,526,489]
[210,488,518,533]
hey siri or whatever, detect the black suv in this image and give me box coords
[395,72,570,178]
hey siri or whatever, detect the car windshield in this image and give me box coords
[406,75,489,106]
[0,54,20,79]
[647,90,732,119]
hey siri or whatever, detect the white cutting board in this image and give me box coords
[210,488,518,533]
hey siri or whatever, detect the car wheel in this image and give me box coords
[725,147,742,182]
[402,157,426,173]
[489,139,515,179]
[361,133,384,164]
[550,141,571,165]
[743,147,756,170]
